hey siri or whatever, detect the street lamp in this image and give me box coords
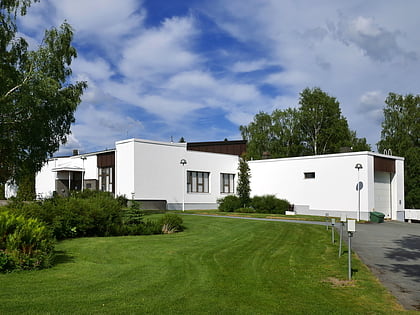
[355,163,363,221]
[180,159,187,212]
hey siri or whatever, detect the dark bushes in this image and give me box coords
[6,191,184,239]
[217,195,242,212]
[251,195,289,214]
[218,194,290,214]
[7,191,122,239]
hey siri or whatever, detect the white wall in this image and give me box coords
[249,152,374,219]
[35,153,100,198]
[115,139,239,209]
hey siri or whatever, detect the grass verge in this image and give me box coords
[0,215,412,314]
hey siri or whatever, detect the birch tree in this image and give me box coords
[0,1,87,185]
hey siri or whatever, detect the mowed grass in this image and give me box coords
[0,215,412,314]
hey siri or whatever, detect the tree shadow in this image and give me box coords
[385,235,420,262]
[53,250,75,265]
[382,234,420,281]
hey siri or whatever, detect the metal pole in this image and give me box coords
[348,232,352,280]
[331,219,335,244]
[182,169,185,212]
[357,169,361,221]
[339,222,344,257]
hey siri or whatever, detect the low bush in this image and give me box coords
[218,195,242,212]
[251,195,290,214]
[159,213,184,234]
[0,211,54,272]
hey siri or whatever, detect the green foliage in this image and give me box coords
[377,93,420,208]
[237,157,251,207]
[16,172,35,200]
[159,213,184,234]
[0,1,87,185]
[0,211,54,272]
[7,191,123,239]
[218,194,290,214]
[218,195,242,212]
[241,87,370,159]
[251,195,290,214]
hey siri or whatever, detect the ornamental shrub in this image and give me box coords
[159,213,184,234]
[7,191,123,239]
[251,195,290,214]
[0,211,54,272]
[218,195,242,212]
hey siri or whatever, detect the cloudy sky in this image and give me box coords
[18,0,420,154]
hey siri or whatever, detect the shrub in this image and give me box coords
[218,195,242,212]
[7,191,123,239]
[0,211,55,272]
[159,213,184,234]
[251,195,290,214]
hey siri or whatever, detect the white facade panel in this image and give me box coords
[116,139,239,210]
[250,152,373,219]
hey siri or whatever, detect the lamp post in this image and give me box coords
[180,159,187,212]
[355,163,363,221]
[81,156,87,191]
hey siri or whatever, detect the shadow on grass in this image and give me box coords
[53,250,75,265]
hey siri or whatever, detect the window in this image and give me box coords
[304,172,315,179]
[187,171,209,193]
[221,173,235,193]
[99,167,113,192]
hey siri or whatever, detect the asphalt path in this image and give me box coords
[349,221,420,311]
[183,214,420,310]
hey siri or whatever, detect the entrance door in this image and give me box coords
[374,171,391,217]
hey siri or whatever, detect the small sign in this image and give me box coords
[331,218,336,225]
[340,214,347,222]
[347,219,356,232]
[356,181,363,191]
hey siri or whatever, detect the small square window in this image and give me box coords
[304,172,315,179]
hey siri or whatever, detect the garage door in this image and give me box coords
[374,171,391,217]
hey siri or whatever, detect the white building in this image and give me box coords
[31,138,406,220]
[249,151,405,221]
[35,139,241,210]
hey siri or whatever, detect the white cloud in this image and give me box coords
[119,16,200,79]
[231,59,270,73]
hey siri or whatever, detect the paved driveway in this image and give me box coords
[350,221,420,311]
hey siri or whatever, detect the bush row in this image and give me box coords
[6,191,184,240]
[218,195,290,214]
[0,211,55,272]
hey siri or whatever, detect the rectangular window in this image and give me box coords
[221,173,235,193]
[187,171,209,193]
[304,172,315,179]
[99,167,113,192]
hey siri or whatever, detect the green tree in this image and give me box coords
[241,87,369,159]
[377,93,420,209]
[240,111,273,160]
[298,87,352,155]
[0,1,87,185]
[237,156,251,207]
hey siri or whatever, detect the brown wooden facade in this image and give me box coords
[187,140,247,156]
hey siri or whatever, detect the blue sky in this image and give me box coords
[19,0,420,154]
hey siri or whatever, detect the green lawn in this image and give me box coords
[0,215,411,314]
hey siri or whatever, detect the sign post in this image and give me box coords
[339,214,347,257]
[331,218,336,244]
[325,213,329,230]
[347,219,356,280]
